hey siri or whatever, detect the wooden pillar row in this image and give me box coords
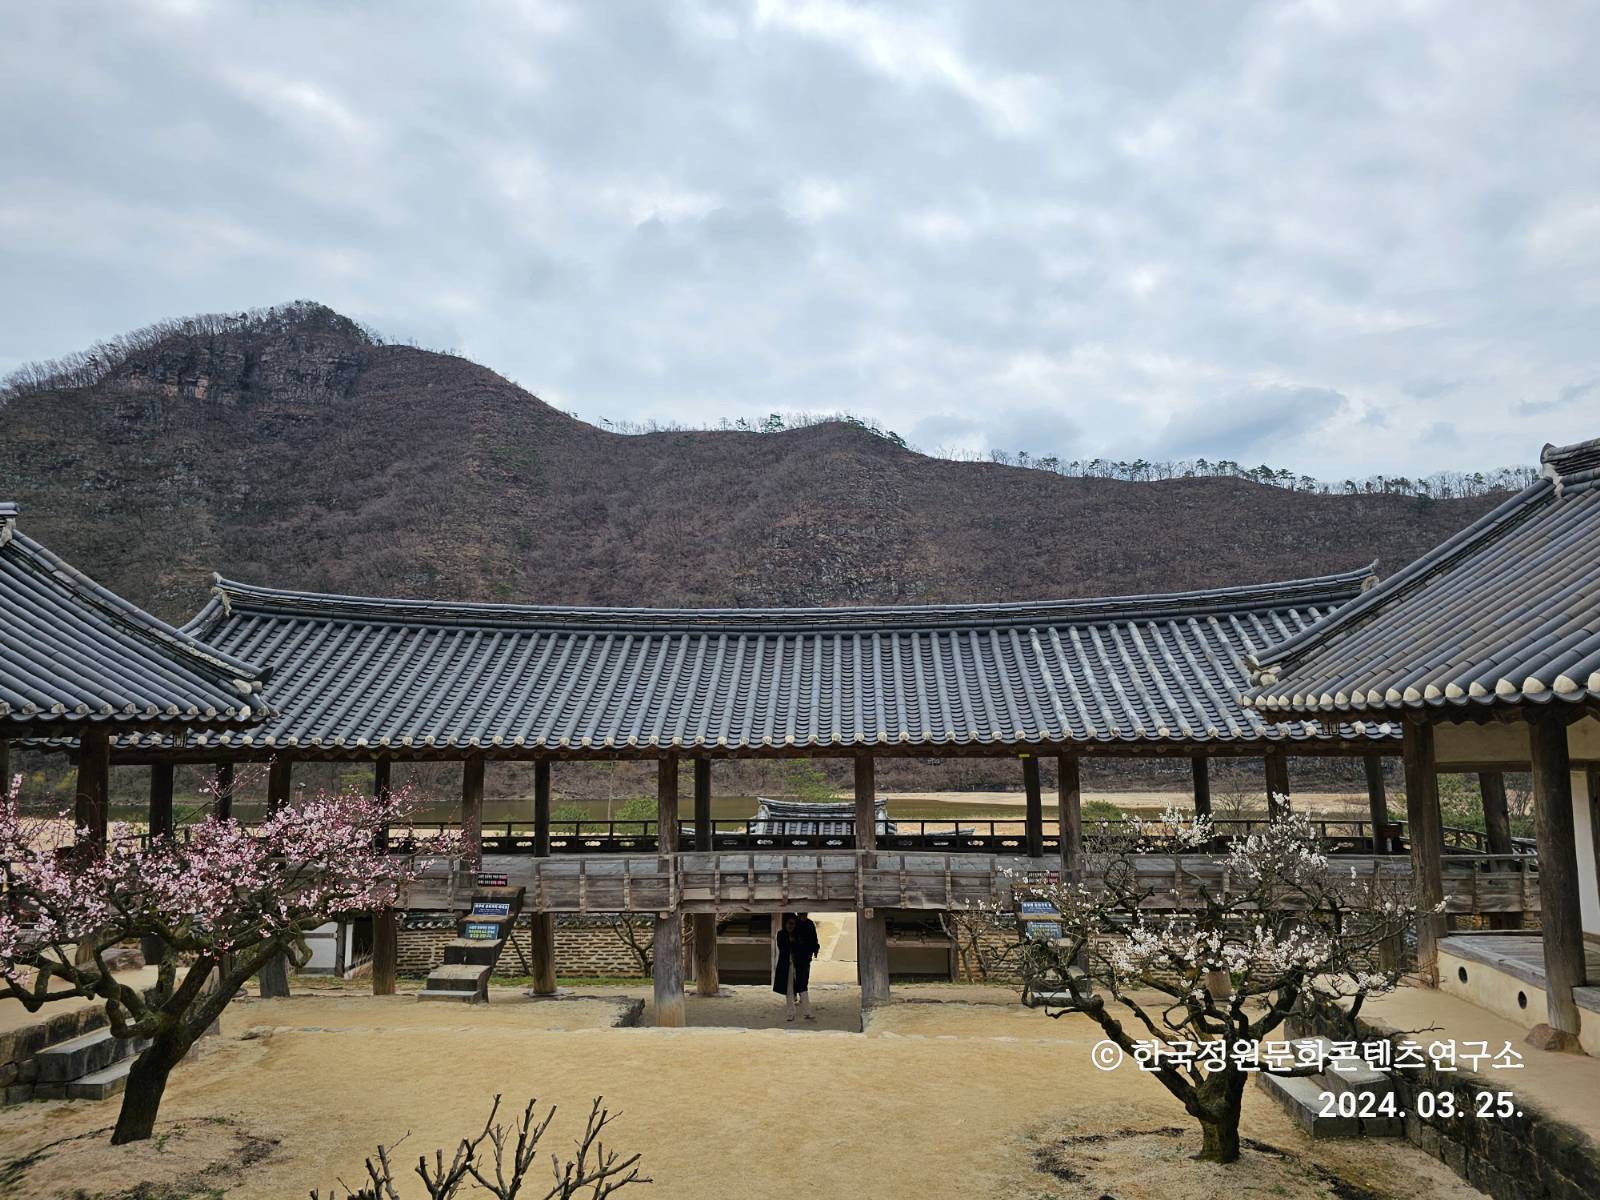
[371,758,398,997]
[1021,755,1044,858]
[653,756,684,1027]
[692,759,718,996]
[1529,715,1586,1044]
[855,754,890,1008]
[529,760,557,995]
[1401,719,1446,983]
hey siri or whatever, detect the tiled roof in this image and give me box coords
[1246,436,1600,716]
[93,566,1393,755]
[0,505,270,734]
[751,797,892,836]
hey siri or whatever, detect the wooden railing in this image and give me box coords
[395,850,1540,916]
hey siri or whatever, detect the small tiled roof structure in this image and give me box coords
[101,565,1393,757]
[0,504,270,736]
[1245,436,1600,716]
[750,797,892,836]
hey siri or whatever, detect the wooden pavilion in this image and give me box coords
[1247,436,1600,1052]
[0,501,269,848]
[53,563,1416,1021]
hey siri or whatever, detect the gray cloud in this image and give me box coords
[1,1,1598,478]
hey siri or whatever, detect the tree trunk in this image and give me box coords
[110,1033,188,1144]
[1196,1113,1241,1163]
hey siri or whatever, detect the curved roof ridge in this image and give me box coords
[201,562,1379,635]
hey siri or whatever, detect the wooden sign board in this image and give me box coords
[463,922,501,940]
[476,872,509,888]
[472,901,512,917]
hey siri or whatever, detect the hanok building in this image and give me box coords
[88,566,1413,1020]
[0,501,269,847]
[1247,436,1600,1053]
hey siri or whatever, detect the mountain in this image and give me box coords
[0,303,1500,625]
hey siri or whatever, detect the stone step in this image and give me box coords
[1285,1036,1394,1097]
[417,988,488,1004]
[423,963,492,996]
[65,1056,135,1101]
[443,939,503,967]
[35,1028,148,1083]
[1255,1071,1401,1139]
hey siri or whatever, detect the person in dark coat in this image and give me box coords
[773,911,821,1020]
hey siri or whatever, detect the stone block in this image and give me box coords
[1523,1023,1584,1053]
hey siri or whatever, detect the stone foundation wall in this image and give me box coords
[398,913,652,978]
[0,1004,112,1105]
[1296,1003,1599,1200]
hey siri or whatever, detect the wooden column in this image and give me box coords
[692,759,718,995]
[371,909,397,996]
[1022,756,1044,858]
[1480,771,1512,854]
[74,727,110,856]
[529,760,556,995]
[1365,753,1389,853]
[257,757,295,996]
[148,763,174,840]
[0,740,9,794]
[1401,719,1446,983]
[1264,749,1290,819]
[1529,715,1586,1044]
[1191,756,1211,819]
[461,756,485,870]
[653,756,684,1026]
[266,755,292,812]
[371,759,397,996]
[855,754,890,1008]
[213,762,235,820]
[1058,753,1082,882]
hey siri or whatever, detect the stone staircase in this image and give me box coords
[418,883,526,1003]
[1255,1036,1403,1139]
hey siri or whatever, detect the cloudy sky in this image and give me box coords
[2,1,1597,478]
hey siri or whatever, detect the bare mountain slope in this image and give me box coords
[0,307,1497,623]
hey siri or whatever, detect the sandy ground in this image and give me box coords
[0,984,1489,1200]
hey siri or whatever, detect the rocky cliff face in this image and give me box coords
[0,305,1504,623]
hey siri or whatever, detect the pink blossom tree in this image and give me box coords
[0,774,455,1144]
[993,803,1420,1163]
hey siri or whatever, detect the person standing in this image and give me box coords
[773,912,820,1021]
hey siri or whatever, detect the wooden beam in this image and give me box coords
[148,762,174,840]
[1529,714,1586,1042]
[1264,749,1290,819]
[1022,756,1044,857]
[1364,753,1389,853]
[461,756,485,869]
[1058,753,1082,882]
[213,762,235,820]
[653,756,684,1025]
[1191,756,1211,819]
[692,759,718,995]
[75,727,110,856]
[371,909,397,996]
[1401,719,1446,983]
[855,754,890,1007]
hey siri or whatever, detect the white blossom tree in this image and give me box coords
[994,802,1420,1163]
[0,774,455,1144]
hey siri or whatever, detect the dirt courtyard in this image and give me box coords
[0,983,1489,1200]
